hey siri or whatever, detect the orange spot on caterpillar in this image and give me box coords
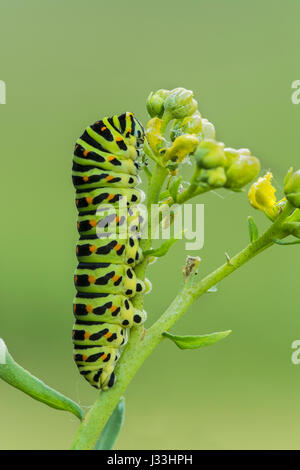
[113,243,122,251]
[110,305,117,313]
[88,275,96,284]
[101,126,107,131]
[89,245,97,253]
[108,155,115,161]
[83,150,89,157]
[77,222,80,230]
[107,194,115,201]
[128,128,132,133]
[116,136,123,142]
[106,175,114,182]
[86,196,93,205]
[76,246,79,254]
[89,220,97,227]
[82,354,88,361]
[86,305,93,313]
[74,275,78,284]
[84,332,90,340]
[101,354,108,361]
[75,199,79,206]
[105,332,113,339]
[112,275,120,282]
[73,305,76,313]
[83,176,89,182]
[72,331,75,338]
[75,144,79,150]
[115,216,120,223]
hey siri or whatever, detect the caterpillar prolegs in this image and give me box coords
[72,112,147,390]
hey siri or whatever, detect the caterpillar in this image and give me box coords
[72,112,147,390]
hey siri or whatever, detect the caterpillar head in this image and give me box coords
[131,114,145,149]
[119,112,145,157]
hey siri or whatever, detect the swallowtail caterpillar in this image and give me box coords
[72,112,147,390]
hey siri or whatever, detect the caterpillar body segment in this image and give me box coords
[77,204,145,238]
[75,186,145,212]
[72,112,147,390]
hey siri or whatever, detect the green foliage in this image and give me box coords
[162,330,232,350]
[143,233,184,258]
[0,339,83,421]
[94,398,125,450]
[168,175,182,202]
[272,238,300,246]
[248,216,259,242]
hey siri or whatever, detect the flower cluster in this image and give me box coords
[194,144,260,190]
[145,87,261,193]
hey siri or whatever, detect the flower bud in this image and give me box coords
[164,87,198,119]
[169,112,202,141]
[201,118,216,140]
[146,89,170,118]
[286,207,300,223]
[200,167,227,187]
[248,172,278,218]
[193,140,226,169]
[223,148,239,167]
[180,111,203,134]
[224,149,260,189]
[165,134,199,163]
[284,168,300,208]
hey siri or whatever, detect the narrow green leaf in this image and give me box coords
[162,330,232,350]
[272,238,300,245]
[248,216,259,242]
[169,176,182,202]
[0,338,83,421]
[95,397,125,450]
[144,231,185,258]
[159,189,170,200]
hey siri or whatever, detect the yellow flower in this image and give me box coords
[248,172,281,219]
[164,134,199,163]
[145,117,166,154]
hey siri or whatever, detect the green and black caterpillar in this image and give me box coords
[72,112,147,390]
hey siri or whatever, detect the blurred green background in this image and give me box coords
[1,0,300,450]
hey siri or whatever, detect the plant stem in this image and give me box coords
[71,202,293,450]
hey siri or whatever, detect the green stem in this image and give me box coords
[71,202,293,449]
[133,164,168,310]
[147,164,168,208]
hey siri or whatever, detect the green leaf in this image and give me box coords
[169,176,182,202]
[144,232,184,258]
[248,216,259,242]
[162,330,232,350]
[0,338,83,421]
[272,238,300,245]
[159,189,170,200]
[95,397,125,450]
